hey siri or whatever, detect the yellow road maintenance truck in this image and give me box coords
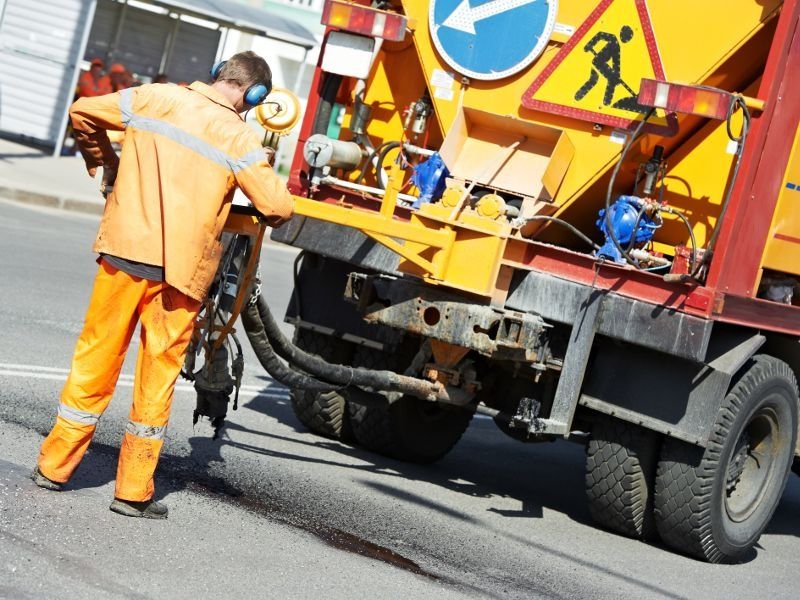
[193,0,800,563]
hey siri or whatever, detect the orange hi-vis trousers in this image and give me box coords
[38,260,200,501]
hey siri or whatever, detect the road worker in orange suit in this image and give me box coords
[78,58,112,98]
[32,51,293,519]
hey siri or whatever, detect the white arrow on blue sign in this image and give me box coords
[430,0,558,81]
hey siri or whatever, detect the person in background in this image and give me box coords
[78,58,112,98]
[154,73,169,84]
[109,63,135,92]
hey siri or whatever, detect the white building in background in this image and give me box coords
[228,0,328,172]
[221,1,327,172]
[0,0,321,165]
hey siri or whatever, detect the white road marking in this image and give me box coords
[0,363,287,398]
[0,363,69,374]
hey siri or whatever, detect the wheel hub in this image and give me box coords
[726,432,750,494]
[724,409,779,523]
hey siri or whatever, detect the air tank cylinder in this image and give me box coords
[303,134,363,170]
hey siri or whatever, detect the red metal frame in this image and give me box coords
[708,0,800,296]
[288,43,326,197]
[287,1,800,338]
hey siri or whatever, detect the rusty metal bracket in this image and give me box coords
[346,273,550,362]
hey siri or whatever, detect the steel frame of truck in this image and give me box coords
[266,0,800,562]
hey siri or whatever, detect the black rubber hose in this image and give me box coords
[292,250,304,319]
[252,294,440,401]
[241,301,340,392]
[356,140,395,185]
[698,97,750,276]
[312,73,342,135]
[625,204,649,254]
[374,141,402,189]
[524,216,601,251]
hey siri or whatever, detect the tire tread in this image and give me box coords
[586,417,659,539]
[289,329,352,440]
[654,355,799,563]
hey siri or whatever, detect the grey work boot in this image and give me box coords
[110,498,169,520]
[31,468,63,491]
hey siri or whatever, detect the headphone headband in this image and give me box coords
[210,60,272,107]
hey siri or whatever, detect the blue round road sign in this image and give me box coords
[430,0,558,81]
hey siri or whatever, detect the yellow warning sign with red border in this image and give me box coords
[522,0,677,134]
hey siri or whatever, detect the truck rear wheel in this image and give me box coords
[348,393,474,464]
[290,328,353,441]
[585,417,660,540]
[347,345,474,464]
[654,355,799,563]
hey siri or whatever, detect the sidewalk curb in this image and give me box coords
[0,185,104,216]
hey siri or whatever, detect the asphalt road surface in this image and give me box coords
[1,199,799,599]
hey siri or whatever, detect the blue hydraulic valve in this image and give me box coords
[411,152,449,209]
[596,195,660,263]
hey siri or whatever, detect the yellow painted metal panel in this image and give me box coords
[223,213,261,237]
[648,81,756,252]
[438,228,508,296]
[762,124,800,276]
[438,107,574,201]
[398,204,511,296]
[314,0,783,296]
[292,197,453,248]
[399,0,779,215]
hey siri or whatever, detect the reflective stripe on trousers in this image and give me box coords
[126,421,167,441]
[38,261,199,499]
[58,403,101,425]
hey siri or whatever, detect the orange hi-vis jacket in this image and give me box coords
[69,81,294,301]
[77,71,112,97]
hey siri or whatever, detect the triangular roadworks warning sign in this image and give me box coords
[522,0,677,134]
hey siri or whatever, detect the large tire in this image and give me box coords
[347,346,474,464]
[654,355,799,563]
[290,328,353,441]
[586,417,660,540]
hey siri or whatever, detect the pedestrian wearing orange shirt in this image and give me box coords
[77,58,112,97]
[32,52,293,519]
[109,62,134,92]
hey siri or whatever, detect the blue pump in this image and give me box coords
[596,195,660,263]
[411,152,449,209]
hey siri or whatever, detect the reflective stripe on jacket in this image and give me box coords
[69,81,294,301]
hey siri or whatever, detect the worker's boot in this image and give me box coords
[31,467,63,491]
[109,498,169,520]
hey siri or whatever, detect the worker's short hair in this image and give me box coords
[217,51,272,91]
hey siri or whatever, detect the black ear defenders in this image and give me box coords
[210,60,272,106]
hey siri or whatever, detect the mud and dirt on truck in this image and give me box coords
[192,0,800,564]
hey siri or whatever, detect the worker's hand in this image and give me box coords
[79,151,102,178]
[100,160,119,198]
